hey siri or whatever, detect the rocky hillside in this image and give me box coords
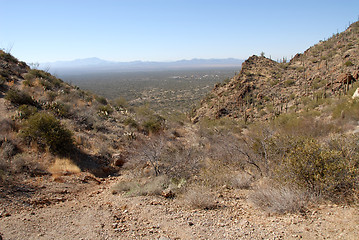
[0,49,168,181]
[192,21,359,122]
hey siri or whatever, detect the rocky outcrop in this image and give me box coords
[193,21,359,122]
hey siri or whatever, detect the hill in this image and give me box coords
[192,21,359,123]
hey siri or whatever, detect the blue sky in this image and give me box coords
[1,0,358,63]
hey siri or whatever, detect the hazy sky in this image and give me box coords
[1,0,358,63]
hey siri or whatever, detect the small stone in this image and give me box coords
[158,237,171,240]
[188,221,194,226]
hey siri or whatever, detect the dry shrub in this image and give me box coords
[182,185,217,210]
[111,181,138,194]
[48,158,81,178]
[1,140,17,159]
[273,114,337,138]
[230,172,254,189]
[249,181,306,214]
[0,119,16,134]
[5,88,36,106]
[112,175,169,196]
[136,175,169,196]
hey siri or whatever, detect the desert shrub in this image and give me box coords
[332,98,359,121]
[126,136,167,176]
[142,114,165,134]
[111,181,139,194]
[112,176,169,196]
[284,79,295,87]
[18,104,37,119]
[95,95,108,105]
[312,77,326,89]
[162,147,203,180]
[0,119,16,134]
[249,182,306,213]
[113,97,128,109]
[23,72,36,81]
[123,117,139,129]
[182,185,217,210]
[21,112,74,154]
[230,172,254,189]
[39,76,63,90]
[48,158,81,177]
[98,104,113,117]
[277,137,358,202]
[28,69,49,79]
[39,79,53,90]
[0,139,18,160]
[344,60,354,67]
[273,114,336,137]
[45,102,71,118]
[46,91,57,102]
[73,112,95,130]
[5,89,36,106]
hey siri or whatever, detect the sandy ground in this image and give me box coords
[0,173,358,240]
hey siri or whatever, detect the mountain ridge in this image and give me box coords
[40,58,245,74]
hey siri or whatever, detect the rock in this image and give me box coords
[113,153,126,167]
[352,88,359,99]
[337,73,356,84]
[158,237,171,240]
[161,189,175,198]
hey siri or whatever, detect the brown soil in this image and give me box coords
[1,174,358,240]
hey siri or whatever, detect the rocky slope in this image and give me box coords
[0,49,153,182]
[192,21,359,122]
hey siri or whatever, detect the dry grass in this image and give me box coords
[182,185,217,210]
[48,158,81,178]
[112,175,169,196]
[248,180,306,214]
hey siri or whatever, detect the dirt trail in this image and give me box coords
[1,175,358,240]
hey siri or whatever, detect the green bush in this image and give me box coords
[123,117,139,129]
[284,79,295,87]
[28,69,50,79]
[277,137,358,202]
[98,104,113,116]
[95,95,108,105]
[332,98,359,121]
[45,102,71,118]
[21,113,73,154]
[142,115,165,134]
[344,60,354,67]
[113,97,128,109]
[5,89,36,106]
[18,105,37,119]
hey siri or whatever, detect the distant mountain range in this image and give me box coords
[40,58,244,75]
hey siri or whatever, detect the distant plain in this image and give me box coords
[59,67,239,114]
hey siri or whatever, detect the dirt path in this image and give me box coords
[1,175,358,240]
